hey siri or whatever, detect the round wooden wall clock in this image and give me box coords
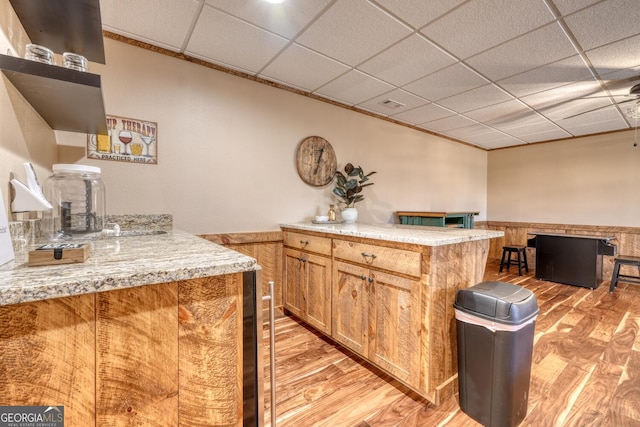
[295,136,337,186]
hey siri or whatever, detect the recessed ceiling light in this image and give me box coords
[263,0,286,4]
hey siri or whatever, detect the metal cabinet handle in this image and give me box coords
[360,275,367,280]
[361,252,377,264]
[299,240,309,247]
[368,275,374,283]
[297,257,307,263]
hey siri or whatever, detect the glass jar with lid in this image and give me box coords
[44,164,106,239]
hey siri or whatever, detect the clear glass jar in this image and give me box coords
[62,52,88,72]
[25,43,55,65]
[44,164,106,239]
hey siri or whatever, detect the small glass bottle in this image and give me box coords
[328,204,336,222]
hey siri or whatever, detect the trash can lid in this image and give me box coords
[453,281,539,325]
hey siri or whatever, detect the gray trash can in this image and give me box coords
[454,281,539,427]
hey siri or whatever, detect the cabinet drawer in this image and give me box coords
[284,231,332,256]
[333,239,421,277]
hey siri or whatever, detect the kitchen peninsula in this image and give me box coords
[281,222,503,405]
[0,227,261,426]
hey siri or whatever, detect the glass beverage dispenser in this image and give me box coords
[45,164,106,239]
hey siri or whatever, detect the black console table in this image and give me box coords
[527,232,616,289]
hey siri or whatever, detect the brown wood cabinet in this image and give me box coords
[332,243,422,389]
[281,226,492,405]
[284,248,332,334]
[0,274,244,427]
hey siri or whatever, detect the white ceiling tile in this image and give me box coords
[550,0,601,16]
[420,0,554,59]
[437,84,513,113]
[585,34,640,77]
[99,0,640,149]
[390,103,455,124]
[501,121,567,138]
[519,79,604,113]
[357,89,429,117]
[445,123,496,139]
[259,44,349,91]
[358,34,456,86]
[466,23,578,81]
[513,128,572,143]
[444,126,525,149]
[497,55,594,98]
[186,6,288,74]
[475,136,527,149]
[204,0,332,38]
[402,63,488,101]
[420,115,476,131]
[465,100,536,126]
[101,0,201,51]
[296,1,412,66]
[314,70,395,105]
[372,0,466,29]
[560,108,629,135]
[564,0,640,51]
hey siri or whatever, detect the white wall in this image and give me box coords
[487,129,640,226]
[55,38,488,233]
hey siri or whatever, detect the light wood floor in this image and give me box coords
[262,260,640,427]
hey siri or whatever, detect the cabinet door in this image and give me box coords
[332,260,369,356]
[305,253,332,334]
[368,270,421,388]
[284,248,306,318]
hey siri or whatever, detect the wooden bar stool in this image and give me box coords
[499,245,529,276]
[609,255,640,293]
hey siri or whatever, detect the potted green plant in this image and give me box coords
[332,163,376,223]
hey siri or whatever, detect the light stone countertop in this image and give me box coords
[0,229,259,307]
[281,222,504,246]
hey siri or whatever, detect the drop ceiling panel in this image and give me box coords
[445,123,497,139]
[420,0,554,60]
[204,0,332,38]
[501,121,567,139]
[259,44,350,91]
[402,63,488,102]
[295,1,412,66]
[564,0,640,51]
[552,0,601,16]
[515,128,572,143]
[421,115,476,132]
[98,0,640,149]
[186,5,288,74]
[390,103,455,125]
[466,23,579,82]
[585,34,640,77]
[101,0,201,51]
[465,100,536,126]
[314,70,395,106]
[357,34,456,87]
[437,84,513,114]
[356,89,428,117]
[476,136,527,149]
[372,0,466,30]
[561,110,629,136]
[498,55,594,98]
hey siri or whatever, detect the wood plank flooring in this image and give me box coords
[262,260,640,426]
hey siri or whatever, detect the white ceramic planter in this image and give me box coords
[341,207,358,224]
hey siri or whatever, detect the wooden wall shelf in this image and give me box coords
[9,0,105,63]
[2,0,108,135]
[0,54,107,135]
